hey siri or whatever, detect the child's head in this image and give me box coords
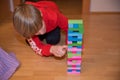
[13,4,42,38]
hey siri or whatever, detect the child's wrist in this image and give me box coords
[50,46,54,55]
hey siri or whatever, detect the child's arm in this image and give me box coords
[27,35,67,57]
[58,13,68,44]
[58,13,68,33]
[27,35,51,56]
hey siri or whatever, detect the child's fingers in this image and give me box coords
[59,46,67,56]
[62,45,67,52]
[53,45,68,57]
[62,45,68,49]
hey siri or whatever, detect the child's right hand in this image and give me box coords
[50,45,68,57]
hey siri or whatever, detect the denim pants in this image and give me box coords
[38,27,60,45]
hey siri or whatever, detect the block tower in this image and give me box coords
[67,20,84,74]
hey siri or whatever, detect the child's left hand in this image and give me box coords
[50,45,68,57]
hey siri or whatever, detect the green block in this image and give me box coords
[68,42,82,46]
[68,19,84,34]
[68,20,83,24]
[68,53,81,58]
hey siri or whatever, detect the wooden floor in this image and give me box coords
[0,14,120,80]
[0,13,120,80]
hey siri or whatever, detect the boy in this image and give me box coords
[13,1,68,57]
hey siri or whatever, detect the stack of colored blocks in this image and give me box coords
[67,20,84,74]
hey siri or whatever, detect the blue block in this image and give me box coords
[76,70,81,72]
[69,24,79,28]
[67,69,81,72]
[76,46,82,48]
[68,30,81,33]
[68,24,74,28]
[67,69,72,72]
[73,24,79,28]
[68,33,83,37]
[68,37,82,41]
[68,36,82,39]
[76,65,81,67]
[68,46,82,48]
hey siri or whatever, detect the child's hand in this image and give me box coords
[50,45,68,57]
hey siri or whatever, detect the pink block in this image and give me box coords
[71,51,82,53]
[68,67,81,69]
[68,47,82,52]
[68,41,72,44]
[67,71,80,74]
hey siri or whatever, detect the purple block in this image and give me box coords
[0,48,20,80]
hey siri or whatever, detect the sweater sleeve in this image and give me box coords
[27,36,52,56]
[57,13,68,44]
[57,13,68,33]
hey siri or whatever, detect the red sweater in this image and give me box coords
[26,1,68,56]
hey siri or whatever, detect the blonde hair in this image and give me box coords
[13,4,42,38]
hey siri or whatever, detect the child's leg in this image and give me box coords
[38,34,46,41]
[45,27,60,45]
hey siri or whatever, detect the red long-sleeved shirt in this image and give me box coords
[26,1,68,56]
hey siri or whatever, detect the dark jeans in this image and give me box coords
[38,27,60,45]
